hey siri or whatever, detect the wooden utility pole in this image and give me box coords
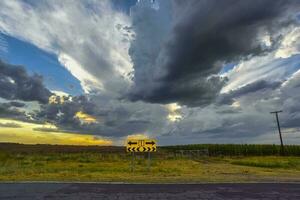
[270,110,284,156]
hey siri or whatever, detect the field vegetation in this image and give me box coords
[163,144,300,156]
[0,143,300,183]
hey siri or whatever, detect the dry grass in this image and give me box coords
[0,149,300,183]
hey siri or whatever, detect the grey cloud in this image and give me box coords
[3,101,26,108]
[33,127,59,132]
[162,68,300,143]
[0,1,134,96]
[0,62,167,137]
[35,94,168,137]
[0,122,22,128]
[216,108,241,114]
[203,116,272,139]
[36,95,92,126]
[0,60,52,104]
[0,102,28,121]
[32,127,82,134]
[281,113,300,128]
[128,0,300,107]
[278,71,300,128]
[218,80,282,105]
[1,0,300,145]
[158,69,300,143]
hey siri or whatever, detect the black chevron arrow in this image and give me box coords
[152,147,156,152]
[146,141,155,145]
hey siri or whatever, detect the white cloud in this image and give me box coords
[281,69,300,89]
[0,0,133,95]
[222,23,300,94]
[165,103,182,122]
[51,90,69,97]
[58,53,103,93]
[276,27,300,58]
[221,53,300,93]
[1,0,300,145]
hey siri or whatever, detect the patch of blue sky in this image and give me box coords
[219,62,237,74]
[274,54,300,77]
[0,33,8,58]
[0,33,83,96]
[219,54,300,77]
[296,12,300,21]
[111,0,137,14]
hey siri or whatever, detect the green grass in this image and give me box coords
[163,144,300,156]
[230,156,300,169]
[1,150,300,183]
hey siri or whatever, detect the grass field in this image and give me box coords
[0,143,300,183]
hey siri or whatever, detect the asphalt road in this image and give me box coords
[0,183,299,199]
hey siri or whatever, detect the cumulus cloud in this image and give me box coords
[128,0,300,106]
[278,70,300,128]
[0,102,28,121]
[161,67,300,144]
[218,80,282,105]
[0,60,52,103]
[0,0,133,95]
[35,93,168,137]
[276,26,300,58]
[0,59,169,139]
[222,54,300,93]
[1,0,300,145]
[3,101,26,108]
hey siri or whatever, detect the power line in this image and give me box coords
[270,110,284,156]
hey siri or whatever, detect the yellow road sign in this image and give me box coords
[126,139,157,152]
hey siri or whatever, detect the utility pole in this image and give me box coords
[270,110,284,156]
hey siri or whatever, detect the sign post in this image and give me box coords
[126,139,157,172]
[147,151,151,172]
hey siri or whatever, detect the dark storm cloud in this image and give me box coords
[2,101,26,108]
[0,60,52,104]
[35,94,167,137]
[36,95,93,127]
[0,103,27,120]
[281,114,300,128]
[101,119,151,136]
[218,80,282,105]
[128,0,300,107]
[0,101,28,121]
[35,95,113,135]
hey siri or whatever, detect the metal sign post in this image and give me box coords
[126,139,156,172]
[131,152,135,172]
[147,152,151,172]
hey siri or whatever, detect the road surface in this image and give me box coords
[0,183,299,199]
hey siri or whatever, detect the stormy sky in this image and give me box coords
[0,0,300,145]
